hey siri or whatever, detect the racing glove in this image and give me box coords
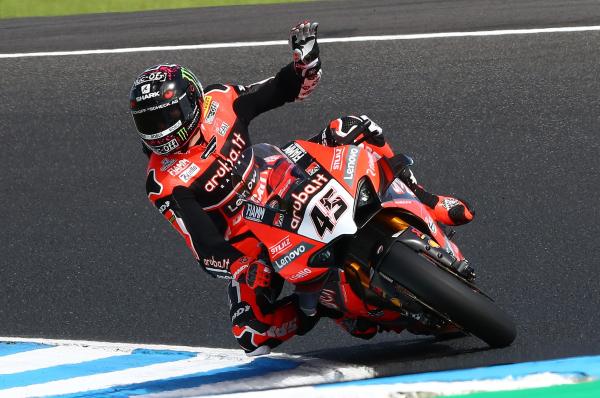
[246,260,272,289]
[290,21,322,100]
[230,257,272,289]
[319,115,385,147]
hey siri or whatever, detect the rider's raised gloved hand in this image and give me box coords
[290,21,322,100]
[290,21,320,75]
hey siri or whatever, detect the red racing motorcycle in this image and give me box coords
[232,136,516,348]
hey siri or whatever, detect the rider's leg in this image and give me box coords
[228,277,318,356]
[398,167,475,226]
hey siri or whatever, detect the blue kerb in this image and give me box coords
[48,357,301,398]
[0,348,197,389]
[0,342,53,357]
[317,355,600,389]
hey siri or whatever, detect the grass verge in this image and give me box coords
[0,0,313,19]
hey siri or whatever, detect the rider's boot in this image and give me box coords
[398,167,475,226]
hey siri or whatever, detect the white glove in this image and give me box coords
[289,21,320,66]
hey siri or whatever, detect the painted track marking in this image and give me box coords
[1,25,600,58]
[0,345,129,375]
[0,338,373,398]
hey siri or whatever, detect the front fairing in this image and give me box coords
[235,141,383,284]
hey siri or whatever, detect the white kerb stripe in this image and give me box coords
[0,354,252,398]
[0,345,130,375]
[1,25,600,58]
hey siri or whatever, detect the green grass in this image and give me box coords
[447,380,600,398]
[0,0,313,19]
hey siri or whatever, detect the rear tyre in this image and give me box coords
[378,242,516,348]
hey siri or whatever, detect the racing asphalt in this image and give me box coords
[1,0,599,377]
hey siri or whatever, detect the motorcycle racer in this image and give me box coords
[130,22,321,355]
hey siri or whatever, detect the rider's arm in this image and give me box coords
[233,21,321,124]
[171,185,245,279]
[232,63,305,124]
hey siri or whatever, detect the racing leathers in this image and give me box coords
[145,61,321,354]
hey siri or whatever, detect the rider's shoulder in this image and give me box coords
[145,152,198,194]
[204,83,239,96]
[203,84,240,107]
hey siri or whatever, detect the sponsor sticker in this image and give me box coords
[331,147,345,171]
[155,139,178,154]
[204,100,219,124]
[273,212,284,228]
[283,142,307,163]
[289,268,312,281]
[343,146,360,184]
[203,256,230,270]
[202,96,212,116]
[244,203,267,223]
[266,320,297,337]
[136,91,160,102]
[269,236,292,257]
[178,163,200,183]
[157,200,170,214]
[290,173,329,230]
[167,159,191,176]
[231,304,251,323]
[217,121,229,136]
[306,161,320,176]
[160,158,176,172]
[441,197,460,210]
[204,132,246,192]
[366,152,377,176]
[134,71,167,86]
[273,242,314,269]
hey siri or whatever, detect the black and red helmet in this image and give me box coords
[130,64,203,155]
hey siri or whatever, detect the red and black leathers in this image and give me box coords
[145,63,321,354]
[146,63,308,277]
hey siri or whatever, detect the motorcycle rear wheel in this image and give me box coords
[378,242,516,348]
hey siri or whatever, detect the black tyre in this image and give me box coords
[378,242,516,348]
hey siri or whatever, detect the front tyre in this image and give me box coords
[378,242,516,348]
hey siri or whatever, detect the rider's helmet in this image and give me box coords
[129,64,203,155]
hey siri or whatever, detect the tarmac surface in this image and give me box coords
[1,0,599,377]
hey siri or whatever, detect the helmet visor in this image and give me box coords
[132,93,198,154]
[133,93,195,137]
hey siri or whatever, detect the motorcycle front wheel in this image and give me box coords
[378,241,517,348]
